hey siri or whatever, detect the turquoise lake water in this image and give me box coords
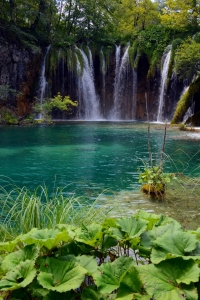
[1,121,200,227]
[0,122,199,195]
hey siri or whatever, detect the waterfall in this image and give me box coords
[100,50,106,114]
[132,69,137,119]
[75,47,101,120]
[183,101,195,123]
[37,45,50,119]
[112,45,130,120]
[156,46,171,122]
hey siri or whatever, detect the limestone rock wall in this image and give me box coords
[0,43,42,117]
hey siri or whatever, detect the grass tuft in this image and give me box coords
[0,184,113,241]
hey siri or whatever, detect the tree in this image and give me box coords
[114,0,160,37]
[174,38,200,79]
[161,0,200,32]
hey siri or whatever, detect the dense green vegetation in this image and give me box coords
[1,0,200,63]
[0,210,200,299]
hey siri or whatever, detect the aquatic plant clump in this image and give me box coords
[0,211,200,299]
[139,165,176,198]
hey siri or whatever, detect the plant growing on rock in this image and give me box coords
[138,99,176,199]
[34,92,78,122]
[139,164,176,197]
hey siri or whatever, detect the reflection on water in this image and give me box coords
[0,122,200,229]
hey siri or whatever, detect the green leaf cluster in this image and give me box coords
[0,211,200,299]
[174,38,200,80]
[34,93,78,122]
[138,165,176,197]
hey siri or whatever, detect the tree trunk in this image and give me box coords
[9,0,15,23]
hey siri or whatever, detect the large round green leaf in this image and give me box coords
[140,221,182,250]
[75,223,103,247]
[138,257,199,300]
[21,228,71,250]
[1,244,39,271]
[0,260,36,291]
[81,285,117,300]
[151,229,198,264]
[37,257,87,292]
[0,236,22,253]
[116,216,147,240]
[116,266,144,299]
[94,256,135,294]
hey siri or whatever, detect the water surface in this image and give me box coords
[0,122,200,228]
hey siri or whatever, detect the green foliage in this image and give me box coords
[138,165,176,197]
[0,184,113,241]
[174,38,200,80]
[34,93,78,122]
[167,38,183,81]
[171,76,200,124]
[0,108,18,125]
[136,25,172,76]
[0,212,200,299]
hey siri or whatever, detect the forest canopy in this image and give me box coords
[1,0,200,45]
[0,0,200,80]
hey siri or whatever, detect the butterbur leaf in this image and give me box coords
[108,227,125,241]
[29,280,49,297]
[151,229,198,264]
[116,216,147,240]
[76,255,98,276]
[94,256,135,294]
[37,257,87,292]
[138,257,199,300]
[0,236,21,253]
[116,267,143,299]
[134,210,162,230]
[81,285,114,300]
[75,223,103,247]
[140,221,183,250]
[0,260,36,291]
[55,241,81,257]
[21,228,71,250]
[1,244,39,271]
[98,234,118,252]
[102,218,117,230]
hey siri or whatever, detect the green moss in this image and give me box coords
[167,38,183,81]
[171,76,200,124]
[128,41,138,69]
[171,89,191,124]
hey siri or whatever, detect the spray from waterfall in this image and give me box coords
[157,46,171,122]
[37,45,50,119]
[75,47,100,120]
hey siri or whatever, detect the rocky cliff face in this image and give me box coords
[0,43,42,118]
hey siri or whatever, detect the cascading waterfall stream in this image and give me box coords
[156,46,171,122]
[112,45,130,120]
[37,45,50,119]
[100,49,106,112]
[75,47,101,120]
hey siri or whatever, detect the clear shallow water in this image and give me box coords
[0,122,200,228]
